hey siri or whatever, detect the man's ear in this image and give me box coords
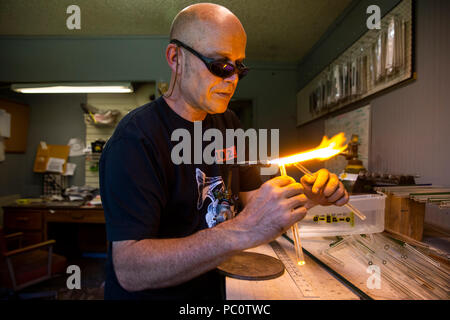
[166,44,181,74]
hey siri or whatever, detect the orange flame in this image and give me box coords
[269,132,347,166]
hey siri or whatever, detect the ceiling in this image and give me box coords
[0,0,352,63]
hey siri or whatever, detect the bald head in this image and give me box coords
[165,3,247,118]
[170,3,246,49]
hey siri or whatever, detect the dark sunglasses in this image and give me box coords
[170,39,249,80]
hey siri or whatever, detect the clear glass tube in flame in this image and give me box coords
[280,164,306,266]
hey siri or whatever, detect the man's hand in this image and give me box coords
[228,175,308,249]
[300,168,349,207]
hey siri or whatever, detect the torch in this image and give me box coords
[268,133,366,221]
[238,133,366,266]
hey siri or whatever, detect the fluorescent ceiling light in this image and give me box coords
[11,82,133,93]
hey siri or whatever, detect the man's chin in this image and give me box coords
[207,102,228,114]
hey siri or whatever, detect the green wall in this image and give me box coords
[0,36,299,196]
[234,63,298,156]
[0,36,170,83]
[0,91,86,197]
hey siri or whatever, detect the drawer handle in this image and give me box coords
[49,209,55,214]
[16,217,30,222]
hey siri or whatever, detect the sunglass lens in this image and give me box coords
[210,62,235,78]
[209,62,249,79]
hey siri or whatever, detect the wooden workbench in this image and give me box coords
[2,203,106,254]
[299,236,405,300]
[226,231,449,300]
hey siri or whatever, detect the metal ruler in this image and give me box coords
[270,240,318,298]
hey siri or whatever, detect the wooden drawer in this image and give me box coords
[46,209,105,224]
[4,210,43,230]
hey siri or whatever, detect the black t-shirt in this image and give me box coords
[99,97,262,300]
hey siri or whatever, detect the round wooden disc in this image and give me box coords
[216,252,285,281]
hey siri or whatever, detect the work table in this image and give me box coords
[3,204,448,300]
[2,203,105,248]
[227,230,449,300]
[226,236,360,300]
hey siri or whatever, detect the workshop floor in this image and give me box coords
[11,257,106,300]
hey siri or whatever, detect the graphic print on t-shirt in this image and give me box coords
[195,168,234,228]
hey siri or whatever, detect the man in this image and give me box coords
[100,3,349,300]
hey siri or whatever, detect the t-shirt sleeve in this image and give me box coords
[100,136,166,242]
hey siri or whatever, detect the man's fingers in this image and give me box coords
[300,169,331,194]
[312,169,330,194]
[301,173,316,185]
[334,190,349,206]
[290,206,307,223]
[304,199,316,210]
[285,193,308,209]
[323,174,340,198]
[326,182,345,203]
[269,175,296,187]
[282,183,304,198]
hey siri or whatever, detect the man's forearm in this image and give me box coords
[113,220,248,292]
[113,177,317,292]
